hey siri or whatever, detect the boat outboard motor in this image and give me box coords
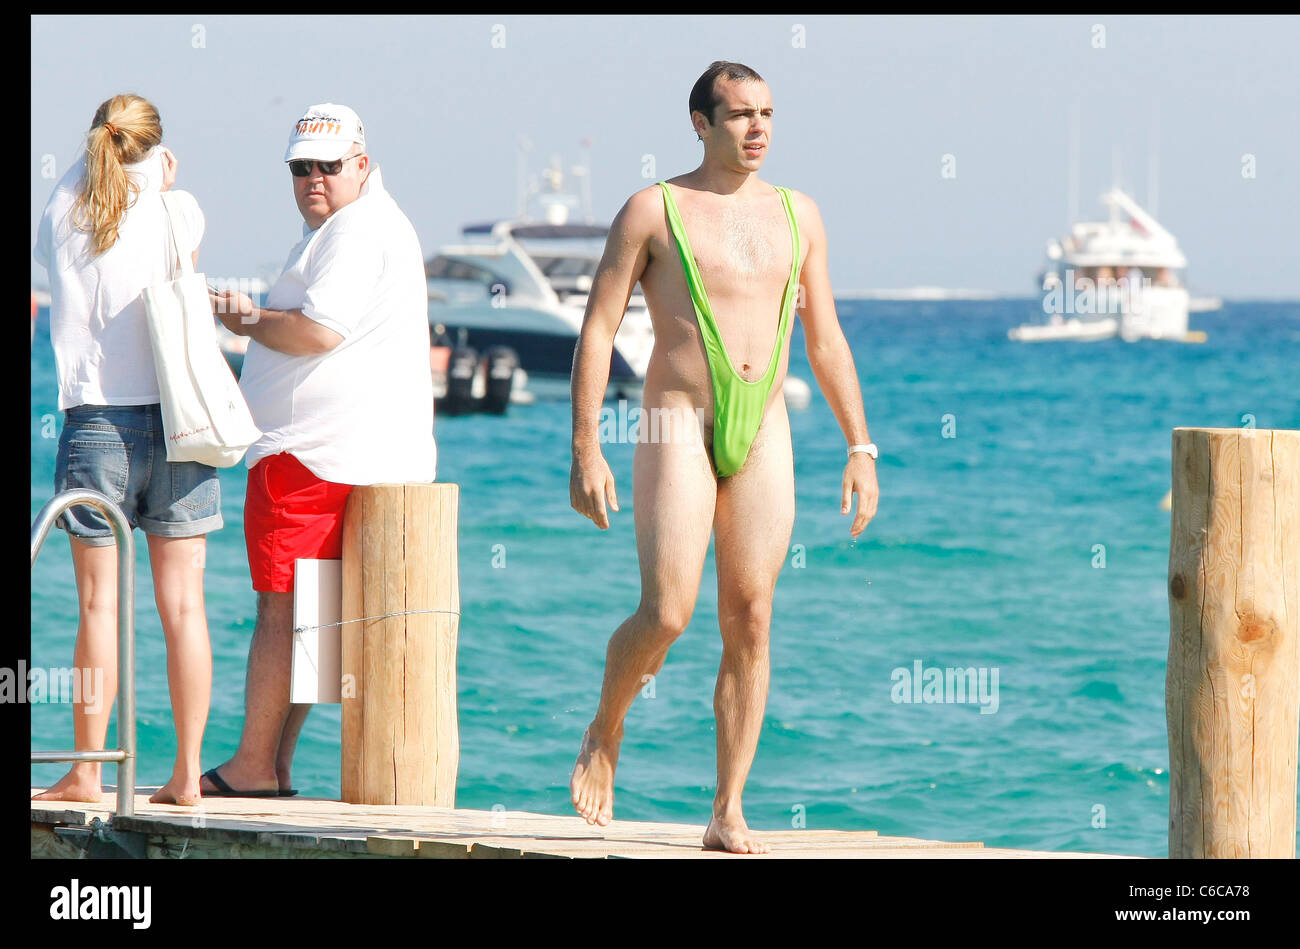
[442,345,479,416]
[482,346,518,415]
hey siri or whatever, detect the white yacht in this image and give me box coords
[1011,188,1194,342]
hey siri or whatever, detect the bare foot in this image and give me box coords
[703,814,770,854]
[149,778,201,806]
[570,727,621,826]
[32,767,104,804]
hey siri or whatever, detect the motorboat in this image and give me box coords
[426,158,653,401]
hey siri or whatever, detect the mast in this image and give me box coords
[1148,99,1160,218]
[1110,144,1122,225]
[517,134,533,221]
[578,137,594,225]
[1068,101,1080,227]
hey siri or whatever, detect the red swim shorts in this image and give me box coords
[244,453,354,593]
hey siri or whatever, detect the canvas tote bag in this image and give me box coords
[141,192,261,467]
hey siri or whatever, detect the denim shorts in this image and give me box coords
[53,403,224,545]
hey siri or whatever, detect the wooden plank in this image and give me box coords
[264,832,369,853]
[30,805,91,825]
[416,839,473,859]
[366,835,421,857]
[146,837,373,860]
[29,790,1128,859]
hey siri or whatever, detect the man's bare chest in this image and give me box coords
[687,202,792,285]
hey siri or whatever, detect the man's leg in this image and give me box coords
[275,704,311,792]
[200,592,293,794]
[571,415,717,825]
[146,535,212,805]
[705,402,795,853]
[202,454,348,795]
[33,539,119,802]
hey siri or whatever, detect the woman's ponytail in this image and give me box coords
[74,94,163,256]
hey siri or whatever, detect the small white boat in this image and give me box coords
[1008,315,1119,342]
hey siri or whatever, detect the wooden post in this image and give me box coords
[1167,427,1299,857]
[341,483,460,806]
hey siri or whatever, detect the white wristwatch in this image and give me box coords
[848,443,878,460]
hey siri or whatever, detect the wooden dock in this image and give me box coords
[31,789,1133,859]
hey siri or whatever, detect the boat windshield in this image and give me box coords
[429,224,612,304]
[531,255,598,278]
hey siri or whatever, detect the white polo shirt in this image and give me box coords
[34,150,204,410]
[239,166,436,484]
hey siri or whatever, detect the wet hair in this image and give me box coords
[688,61,765,136]
[74,94,163,255]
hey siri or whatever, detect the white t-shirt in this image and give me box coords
[239,166,436,485]
[34,149,205,410]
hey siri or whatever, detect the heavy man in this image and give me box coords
[203,103,434,797]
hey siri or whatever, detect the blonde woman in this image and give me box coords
[33,94,218,806]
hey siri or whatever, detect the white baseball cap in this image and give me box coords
[284,103,366,162]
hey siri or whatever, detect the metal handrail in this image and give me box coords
[30,489,135,817]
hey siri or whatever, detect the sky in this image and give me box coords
[30,15,1300,298]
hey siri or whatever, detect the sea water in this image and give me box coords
[29,299,1300,856]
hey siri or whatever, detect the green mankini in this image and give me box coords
[657,181,802,477]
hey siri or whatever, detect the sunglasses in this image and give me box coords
[289,154,363,177]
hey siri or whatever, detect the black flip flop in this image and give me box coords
[201,767,282,798]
